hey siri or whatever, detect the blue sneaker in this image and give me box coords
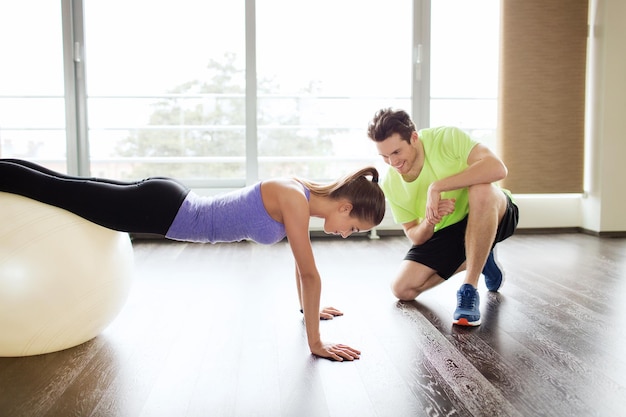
[483,249,504,292]
[453,284,481,326]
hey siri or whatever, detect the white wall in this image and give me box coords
[582,0,626,233]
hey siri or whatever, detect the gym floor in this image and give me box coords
[1,232,625,417]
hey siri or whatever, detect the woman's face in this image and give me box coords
[323,209,374,238]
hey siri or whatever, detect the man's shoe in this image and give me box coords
[453,284,481,326]
[483,249,504,292]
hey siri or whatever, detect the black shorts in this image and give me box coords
[403,193,519,279]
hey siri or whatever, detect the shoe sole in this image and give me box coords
[453,317,481,326]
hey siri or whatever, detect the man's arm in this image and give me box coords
[402,197,456,246]
[428,143,507,195]
[426,144,506,224]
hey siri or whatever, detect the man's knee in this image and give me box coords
[468,184,507,214]
[391,280,418,301]
[468,183,495,203]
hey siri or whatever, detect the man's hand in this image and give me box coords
[426,185,441,224]
[426,185,456,225]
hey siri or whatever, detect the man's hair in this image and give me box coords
[367,108,416,144]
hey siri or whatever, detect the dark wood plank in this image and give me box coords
[1,233,625,417]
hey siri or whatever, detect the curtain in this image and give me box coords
[498,0,588,193]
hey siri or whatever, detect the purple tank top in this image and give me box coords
[165,182,310,245]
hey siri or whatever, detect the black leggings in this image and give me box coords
[0,159,190,235]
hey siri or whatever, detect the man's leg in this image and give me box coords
[453,184,508,326]
[463,183,508,288]
[391,260,445,301]
[393,218,467,301]
[482,249,505,291]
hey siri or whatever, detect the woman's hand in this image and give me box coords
[319,306,343,320]
[310,341,361,361]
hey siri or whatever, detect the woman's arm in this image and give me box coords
[295,265,343,320]
[271,181,360,361]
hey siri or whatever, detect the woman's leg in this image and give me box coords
[0,159,189,235]
[1,158,130,184]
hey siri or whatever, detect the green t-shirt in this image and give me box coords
[381,126,477,232]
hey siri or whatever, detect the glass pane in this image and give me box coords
[84,0,245,182]
[0,1,66,172]
[430,0,500,150]
[257,0,411,180]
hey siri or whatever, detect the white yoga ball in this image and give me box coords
[0,192,134,357]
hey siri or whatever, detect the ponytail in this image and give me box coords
[296,167,385,226]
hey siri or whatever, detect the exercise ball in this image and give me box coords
[0,192,134,357]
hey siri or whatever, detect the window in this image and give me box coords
[256,0,411,180]
[0,0,67,172]
[430,0,500,150]
[83,0,411,184]
[1,0,500,185]
[84,0,246,184]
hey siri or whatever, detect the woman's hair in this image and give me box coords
[296,166,386,226]
[367,108,416,144]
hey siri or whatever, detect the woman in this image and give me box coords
[0,159,385,361]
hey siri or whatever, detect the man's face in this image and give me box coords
[375,132,419,175]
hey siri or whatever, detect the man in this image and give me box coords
[367,108,519,326]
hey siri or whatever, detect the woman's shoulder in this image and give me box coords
[262,178,307,196]
[260,178,309,224]
[261,178,310,205]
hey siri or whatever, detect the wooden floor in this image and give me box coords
[1,232,626,417]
